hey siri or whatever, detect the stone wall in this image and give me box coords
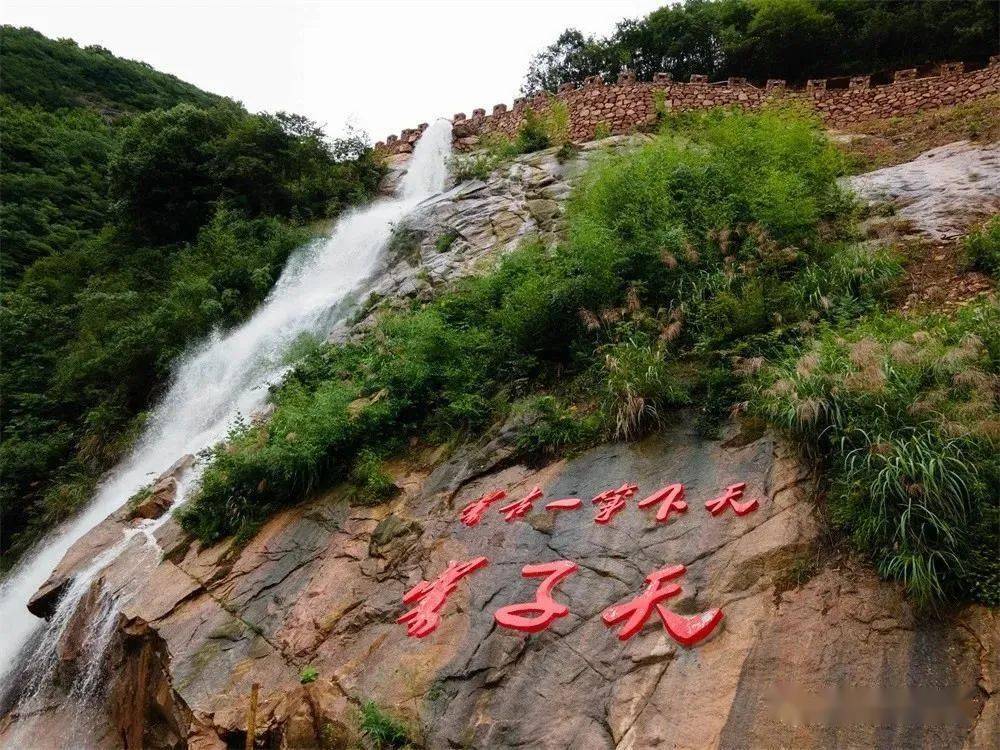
[377,57,1000,155]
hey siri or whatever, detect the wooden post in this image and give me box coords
[245,682,260,750]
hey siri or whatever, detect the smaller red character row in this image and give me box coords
[398,557,723,647]
[459,481,758,527]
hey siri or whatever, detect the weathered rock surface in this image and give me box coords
[337,136,645,338]
[5,419,996,749]
[26,454,193,618]
[847,141,1000,240]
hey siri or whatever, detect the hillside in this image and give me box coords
[0,8,998,750]
[0,26,224,113]
[0,26,230,284]
[4,95,999,748]
[0,28,384,570]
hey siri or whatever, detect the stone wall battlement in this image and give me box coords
[377,57,999,155]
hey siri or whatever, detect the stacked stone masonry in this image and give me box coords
[376,58,1000,154]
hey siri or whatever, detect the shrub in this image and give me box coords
[598,336,690,440]
[349,450,397,505]
[449,152,502,182]
[544,99,571,147]
[512,395,601,457]
[515,108,551,153]
[750,302,999,605]
[593,121,611,140]
[300,665,319,684]
[435,230,459,253]
[448,133,518,181]
[359,701,410,750]
[964,215,1000,277]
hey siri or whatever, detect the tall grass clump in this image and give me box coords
[180,108,899,544]
[750,302,999,605]
[963,215,1000,277]
[358,701,410,749]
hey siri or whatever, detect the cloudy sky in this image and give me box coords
[4,0,664,141]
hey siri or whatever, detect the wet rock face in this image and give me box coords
[11,418,996,749]
[131,476,179,520]
[26,454,193,618]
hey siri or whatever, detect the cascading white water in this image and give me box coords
[0,120,453,700]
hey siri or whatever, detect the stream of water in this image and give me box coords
[0,120,453,742]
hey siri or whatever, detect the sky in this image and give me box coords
[3,0,665,142]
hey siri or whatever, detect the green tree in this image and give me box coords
[522,0,999,91]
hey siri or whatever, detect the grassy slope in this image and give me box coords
[837,95,1000,173]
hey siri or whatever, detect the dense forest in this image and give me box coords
[0,26,385,566]
[524,0,1000,92]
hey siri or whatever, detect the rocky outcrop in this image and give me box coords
[27,455,193,619]
[340,136,644,338]
[5,417,996,749]
[848,141,1000,240]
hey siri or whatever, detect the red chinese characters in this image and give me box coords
[704,482,758,516]
[658,607,724,647]
[602,564,685,640]
[494,560,578,633]
[499,486,543,522]
[602,563,723,646]
[544,497,582,511]
[397,557,488,638]
[637,483,687,523]
[592,482,638,525]
[459,489,507,527]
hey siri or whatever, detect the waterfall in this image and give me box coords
[0,120,453,716]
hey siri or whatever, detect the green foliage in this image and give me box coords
[750,302,999,605]
[299,665,319,684]
[1,25,223,111]
[598,335,690,440]
[181,109,897,544]
[964,215,1000,277]
[359,701,410,750]
[448,133,519,181]
[435,230,459,253]
[523,1,998,92]
[110,104,384,244]
[0,96,113,284]
[653,90,669,123]
[449,152,500,182]
[512,396,601,458]
[544,100,571,147]
[0,28,385,566]
[515,108,552,153]
[349,450,398,506]
[593,121,612,140]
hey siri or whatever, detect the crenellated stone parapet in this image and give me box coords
[376,59,999,155]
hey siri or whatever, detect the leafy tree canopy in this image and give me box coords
[0,27,385,566]
[524,0,999,93]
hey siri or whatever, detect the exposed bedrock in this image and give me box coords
[4,418,996,749]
